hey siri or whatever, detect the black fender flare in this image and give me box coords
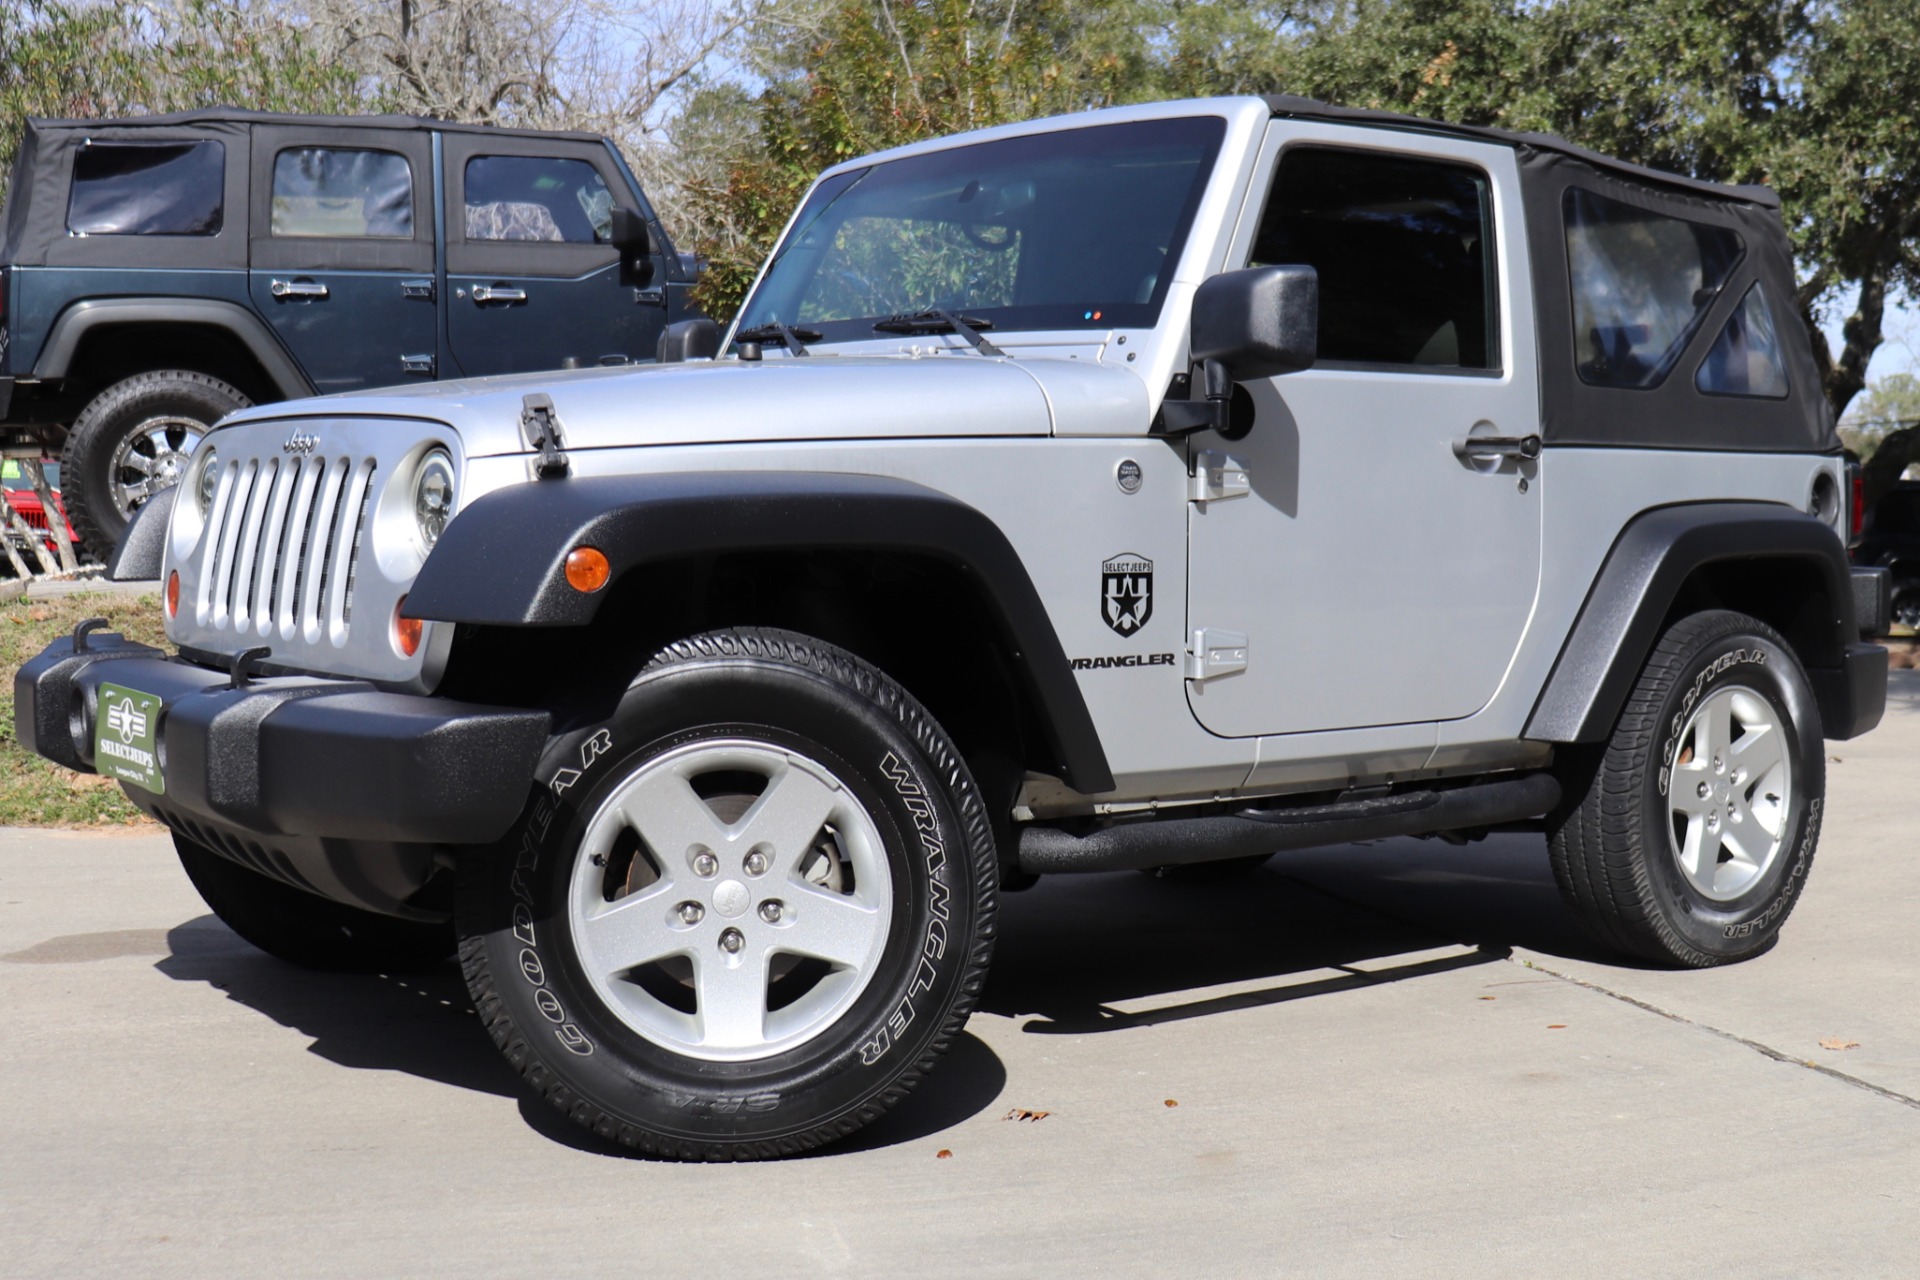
[1525,501,1874,743]
[105,484,176,582]
[33,298,313,398]
[406,471,1116,794]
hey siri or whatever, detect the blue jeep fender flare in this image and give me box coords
[407,470,1116,794]
[34,298,313,398]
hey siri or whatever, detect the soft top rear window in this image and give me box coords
[67,140,225,237]
[1564,188,1742,389]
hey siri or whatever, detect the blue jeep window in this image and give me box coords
[271,148,414,238]
[66,140,224,236]
[1565,188,1743,388]
[1696,282,1789,399]
[463,157,613,243]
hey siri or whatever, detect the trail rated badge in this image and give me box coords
[1101,553,1153,636]
[94,683,163,795]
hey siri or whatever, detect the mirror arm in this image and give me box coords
[1154,358,1234,437]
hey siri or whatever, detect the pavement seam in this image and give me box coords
[1518,956,1920,1113]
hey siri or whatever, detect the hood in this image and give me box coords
[217,353,1153,456]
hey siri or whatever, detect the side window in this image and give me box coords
[1251,147,1497,370]
[1696,282,1789,399]
[67,140,224,236]
[463,156,613,244]
[1564,188,1743,388]
[270,148,414,238]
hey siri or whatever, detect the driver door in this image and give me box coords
[1184,126,1544,738]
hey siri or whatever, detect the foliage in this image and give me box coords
[0,592,165,828]
[688,0,1146,319]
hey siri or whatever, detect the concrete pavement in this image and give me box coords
[3,675,1918,1277]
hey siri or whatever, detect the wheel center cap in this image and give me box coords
[712,880,750,919]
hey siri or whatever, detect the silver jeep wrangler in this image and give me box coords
[18,96,1891,1159]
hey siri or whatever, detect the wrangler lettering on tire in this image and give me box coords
[456,629,997,1159]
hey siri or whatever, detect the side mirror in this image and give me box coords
[1159,265,1317,437]
[1191,264,1317,380]
[610,207,657,287]
[657,318,721,363]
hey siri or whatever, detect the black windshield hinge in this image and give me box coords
[521,393,571,479]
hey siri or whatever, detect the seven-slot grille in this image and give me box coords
[194,452,378,646]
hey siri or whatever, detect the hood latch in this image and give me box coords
[521,393,571,479]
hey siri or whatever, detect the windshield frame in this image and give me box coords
[733,115,1230,347]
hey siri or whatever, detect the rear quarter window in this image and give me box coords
[67,140,225,236]
[1564,188,1742,389]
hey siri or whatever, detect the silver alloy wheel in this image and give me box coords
[567,739,894,1062]
[1666,684,1793,901]
[108,415,207,520]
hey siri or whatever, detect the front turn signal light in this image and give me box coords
[393,596,423,658]
[565,546,610,593]
[165,571,180,619]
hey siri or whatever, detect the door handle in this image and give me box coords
[1452,433,1541,461]
[470,285,528,305]
[269,278,329,300]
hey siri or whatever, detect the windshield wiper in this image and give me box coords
[872,308,1005,357]
[733,322,822,355]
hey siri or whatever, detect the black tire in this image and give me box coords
[1548,610,1825,967]
[174,834,453,972]
[61,370,249,561]
[457,628,998,1160]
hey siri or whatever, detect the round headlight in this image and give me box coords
[194,448,220,515]
[413,449,456,550]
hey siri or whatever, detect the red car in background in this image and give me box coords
[2,461,73,571]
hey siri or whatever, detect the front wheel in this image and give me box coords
[457,629,997,1160]
[1549,610,1825,966]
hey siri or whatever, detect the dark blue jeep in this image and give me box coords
[0,108,699,558]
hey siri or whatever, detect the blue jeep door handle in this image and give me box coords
[471,285,528,305]
[269,278,329,300]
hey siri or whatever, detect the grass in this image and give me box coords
[0,590,167,828]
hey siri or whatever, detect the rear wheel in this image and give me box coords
[174,834,452,972]
[1548,610,1824,966]
[457,628,997,1160]
[61,370,248,560]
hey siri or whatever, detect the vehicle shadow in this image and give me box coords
[982,830,1625,1034]
[153,830,1615,1157]
[155,916,1009,1159]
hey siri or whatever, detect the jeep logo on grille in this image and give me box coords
[282,432,320,455]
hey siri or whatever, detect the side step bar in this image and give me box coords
[1016,773,1561,875]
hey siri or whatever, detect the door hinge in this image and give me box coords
[400,353,435,376]
[1186,628,1249,682]
[400,278,435,300]
[1188,450,1250,504]
[633,287,666,306]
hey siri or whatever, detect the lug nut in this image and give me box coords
[719,927,744,954]
[759,900,784,923]
[678,901,704,926]
[1712,755,1725,775]
[1697,781,1712,800]
[692,850,719,878]
[744,850,769,877]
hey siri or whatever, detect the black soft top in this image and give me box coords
[1265,95,1832,454]
[2,109,613,271]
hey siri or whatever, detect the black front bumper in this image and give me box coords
[17,631,550,848]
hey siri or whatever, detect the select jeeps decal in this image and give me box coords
[857,751,953,1067]
[1102,552,1153,636]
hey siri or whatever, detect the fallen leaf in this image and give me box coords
[935,1149,952,1159]
[1163,1099,1179,1108]
[1547,1024,1567,1030]
[1003,1107,1051,1123]
[28,608,50,622]
[1479,995,1496,1001]
[1818,1037,1860,1051]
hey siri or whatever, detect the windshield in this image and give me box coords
[735,116,1227,343]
